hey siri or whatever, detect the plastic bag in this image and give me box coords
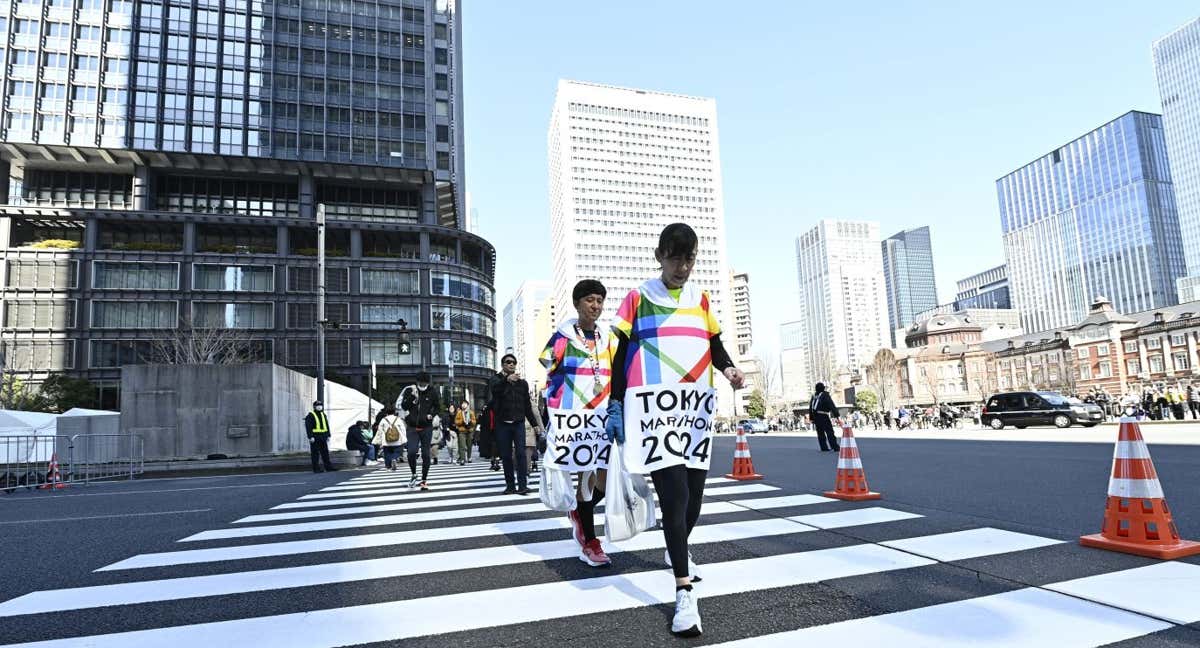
[604,445,656,542]
[539,462,577,512]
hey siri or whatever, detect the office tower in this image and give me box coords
[795,220,888,391]
[954,264,1011,310]
[501,280,553,391]
[0,0,493,408]
[731,271,753,358]
[880,226,937,346]
[1154,18,1200,300]
[997,111,1185,333]
[779,319,808,404]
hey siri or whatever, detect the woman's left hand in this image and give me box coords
[723,366,746,389]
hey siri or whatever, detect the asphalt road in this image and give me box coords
[0,435,1197,647]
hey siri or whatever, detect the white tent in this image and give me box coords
[0,410,67,463]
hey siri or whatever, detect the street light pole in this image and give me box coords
[316,203,326,404]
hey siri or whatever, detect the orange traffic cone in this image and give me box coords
[724,427,764,481]
[823,423,880,501]
[1079,416,1200,559]
[38,453,67,490]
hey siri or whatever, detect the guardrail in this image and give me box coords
[1,433,144,493]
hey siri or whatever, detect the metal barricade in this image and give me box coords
[68,434,144,484]
[1,434,66,493]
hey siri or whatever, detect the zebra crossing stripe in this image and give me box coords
[310,475,541,496]
[108,494,838,570]
[235,484,780,523]
[0,543,938,646]
[880,527,1063,561]
[708,563,1200,647]
[321,473,538,491]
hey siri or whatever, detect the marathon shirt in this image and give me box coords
[539,318,614,472]
[613,279,722,390]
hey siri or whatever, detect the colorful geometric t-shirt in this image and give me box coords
[538,318,613,411]
[613,279,722,389]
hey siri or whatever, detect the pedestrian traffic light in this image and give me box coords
[398,334,411,355]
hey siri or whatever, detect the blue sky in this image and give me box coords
[464,1,1199,357]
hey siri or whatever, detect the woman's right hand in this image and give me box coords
[605,400,625,444]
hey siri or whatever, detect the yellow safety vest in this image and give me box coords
[311,411,329,434]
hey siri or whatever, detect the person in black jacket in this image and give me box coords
[809,383,841,452]
[488,353,543,495]
[398,370,442,491]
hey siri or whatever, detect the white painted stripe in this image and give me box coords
[701,483,778,497]
[732,494,836,510]
[709,587,1168,647]
[1046,562,1200,625]
[1114,441,1152,459]
[295,477,735,505]
[1106,477,1164,499]
[345,466,490,481]
[0,544,935,647]
[4,518,822,617]
[322,473,530,491]
[311,476,541,497]
[880,528,1064,562]
[836,458,862,469]
[790,507,921,529]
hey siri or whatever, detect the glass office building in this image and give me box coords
[0,0,493,407]
[954,264,1011,311]
[880,226,937,347]
[1154,17,1200,301]
[996,111,1185,333]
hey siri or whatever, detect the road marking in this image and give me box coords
[0,544,936,646]
[1046,562,1200,625]
[235,484,779,523]
[307,476,543,497]
[0,509,212,525]
[320,472,538,491]
[880,527,1064,561]
[790,506,922,529]
[0,483,307,500]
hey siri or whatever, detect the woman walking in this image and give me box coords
[373,406,405,472]
[455,400,475,464]
[605,223,744,637]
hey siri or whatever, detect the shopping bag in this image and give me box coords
[604,444,656,542]
[538,462,577,512]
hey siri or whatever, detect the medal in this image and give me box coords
[574,324,605,397]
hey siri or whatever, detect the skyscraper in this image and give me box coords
[731,271,753,358]
[794,220,888,391]
[0,0,494,408]
[1154,17,1200,301]
[954,264,1011,310]
[501,280,553,391]
[997,111,1185,333]
[779,319,808,404]
[880,226,937,346]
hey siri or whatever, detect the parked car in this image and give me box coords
[737,418,769,434]
[981,391,1104,429]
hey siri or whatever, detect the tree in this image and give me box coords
[919,365,941,406]
[856,388,880,414]
[38,374,98,413]
[0,374,49,411]
[746,389,766,419]
[867,349,898,410]
[149,317,261,365]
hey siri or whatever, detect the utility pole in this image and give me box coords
[316,203,326,404]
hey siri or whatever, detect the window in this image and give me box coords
[286,302,348,329]
[4,300,76,329]
[361,304,420,330]
[361,339,420,366]
[431,340,494,369]
[286,267,349,293]
[92,301,177,328]
[93,262,178,290]
[89,340,155,368]
[1079,364,1092,380]
[1174,352,1190,372]
[1171,334,1188,347]
[429,306,493,337]
[361,269,419,295]
[193,264,274,292]
[1,340,73,371]
[430,272,492,305]
[1146,338,1162,349]
[1076,347,1089,359]
[6,260,77,289]
[1149,355,1164,373]
[1127,359,1141,375]
[1124,340,1138,353]
[1096,344,1108,356]
[1097,361,1111,379]
[192,302,274,329]
[287,339,349,367]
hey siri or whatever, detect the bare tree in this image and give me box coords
[757,351,780,397]
[919,365,941,406]
[150,317,261,365]
[866,348,898,410]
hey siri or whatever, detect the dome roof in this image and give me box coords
[905,313,982,345]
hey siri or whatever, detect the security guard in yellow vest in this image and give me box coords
[304,400,338,473]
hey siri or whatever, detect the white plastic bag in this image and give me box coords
[539,462,577,512]
[604,444,656,542]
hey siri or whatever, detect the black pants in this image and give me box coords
[814,419,840,451]
[494,421,528,490]
[1190,402,1200,419]
[309,435,334,471]
[651,464,707,579]
[406,427,433,480]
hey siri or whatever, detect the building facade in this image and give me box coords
[794,220,888,393]
[779,319,807,405]
[997,111,1186,333]
[1154,18,1200,301]
[954,264,1011,310]
[880,226,937,347]
[0,0,494,408]
[731,270,752,358]
[500,279,553,392]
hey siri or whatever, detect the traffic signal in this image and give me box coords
[398,334,412,355]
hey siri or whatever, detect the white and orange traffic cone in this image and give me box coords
[724,427,764,481]
[38,453,67,490]
[823,422,880,501]
[1079,416,1200,559]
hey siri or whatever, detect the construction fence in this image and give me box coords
[1,433,144,493]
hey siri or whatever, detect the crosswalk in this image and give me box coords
[2,460,1198,647]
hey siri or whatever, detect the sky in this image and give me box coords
[463,0,1200,359]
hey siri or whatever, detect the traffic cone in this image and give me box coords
[1079,416,1200,559]
[38,453,67,490]
[823,423,880,501]
[723,428,764,481]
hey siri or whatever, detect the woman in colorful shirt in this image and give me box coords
[539,279,613,568]
[605,222,744,638]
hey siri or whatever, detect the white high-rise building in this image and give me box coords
[500,280,555,391]
[1154,18,1200,301]
[795,220,888,392]
[779,320,808,405]
[547,80,737,411]
[731,271,753,358]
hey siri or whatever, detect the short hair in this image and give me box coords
[656,222,698,259]
[501,353,517,364]
[416,370,431,383]
[572,279,607,304]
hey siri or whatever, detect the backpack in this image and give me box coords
[383,417,401,443]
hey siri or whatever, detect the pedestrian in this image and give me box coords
[303,400,337,473]
[541,278,614,568]
[605,222,745,637]
[345,420,377,466]
[374,406,405,471]
[455,400,476,464]
[1189,384,1200,420]
[488,353,543,495]
[809,383,841,452]
[883,409,892,430]
[398,370,442,491]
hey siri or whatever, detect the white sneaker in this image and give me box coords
[408,475,420,490]
[671,588,702,637]
[664,549,702,582]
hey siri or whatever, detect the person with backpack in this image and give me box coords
[398,370,442,491]
[488,353,543,495]
[373,406,405,471]
[455,400,476,464]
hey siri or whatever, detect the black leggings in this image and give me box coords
[576,477,607,541]
[407,427,433,480]
[650,464,707,579]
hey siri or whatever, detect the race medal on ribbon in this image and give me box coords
[546,406,612,473]
[622,383,717,473]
